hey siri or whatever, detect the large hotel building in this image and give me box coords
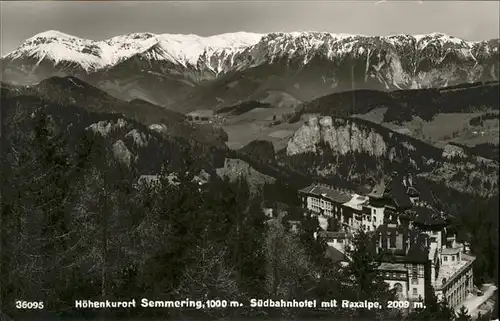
[298,174,475,309]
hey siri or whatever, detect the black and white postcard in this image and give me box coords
[1,1,498,320]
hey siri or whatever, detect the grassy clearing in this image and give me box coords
[222,106,301,150]
[353,110,499,148]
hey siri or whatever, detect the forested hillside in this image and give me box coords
[289,81,499,124]
[0,84,401,320]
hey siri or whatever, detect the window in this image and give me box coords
[444,256,448,262]
[373,216,376,222]
[413,288,418,296]
[412,278,418,285]
[412,265,425,278]
[390,233,396,248]
[452,256,455,261]
[418,265,424,275]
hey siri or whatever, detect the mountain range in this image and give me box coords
[2,31,499,111]
[1,30,499,200]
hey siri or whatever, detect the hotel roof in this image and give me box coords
[386,177,413,209]
[367,175,414,209]
[405,206,448,226]
[342,194,369,211]
[435,253,475,290]
[368,180,387,199]
[441,248,461,255]
[298,184,352,204]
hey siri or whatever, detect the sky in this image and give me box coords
[1,1,499,56]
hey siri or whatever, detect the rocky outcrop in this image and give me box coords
[216,158,275,192]
[125,129,149,147]
[193,169,211,186]
[286,116,387,156]
[148,123,168,134]
[86,118,128,136]
[442,144,467,159]
[135,171,209,189]
[112,140,132,167]
[137,174,161,187]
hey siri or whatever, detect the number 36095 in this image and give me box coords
[15,301,44,309]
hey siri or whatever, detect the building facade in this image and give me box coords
[299,183,386,232]
[301,175,476,309]
[432,233,475,308]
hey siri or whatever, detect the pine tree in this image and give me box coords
[232,195,267,298]
[455,305,472,321]
[264,219,317,317]
[406,293,456,321]
[438,299,456,321]
[342,229,398,320]
[343,230,394,300]
[411,298,455,321]
[1,107,85,309]
[298,212,328,267]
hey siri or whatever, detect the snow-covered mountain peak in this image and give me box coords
[101,32,263,67]
[3,30,498,107]
[3,30,265,71]
[2,30,498,87]
[415,32,469,46]
[5,30,105,71]
[154,32,262,65]
[187,32,263,48]
[27,30,77,41]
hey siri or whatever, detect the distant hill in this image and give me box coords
[1,90,225,177]
[2,76,228,147]
[239,140,276,165]
[286,81,499,150]
[216,101,272,116]
[289,81,499,124]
